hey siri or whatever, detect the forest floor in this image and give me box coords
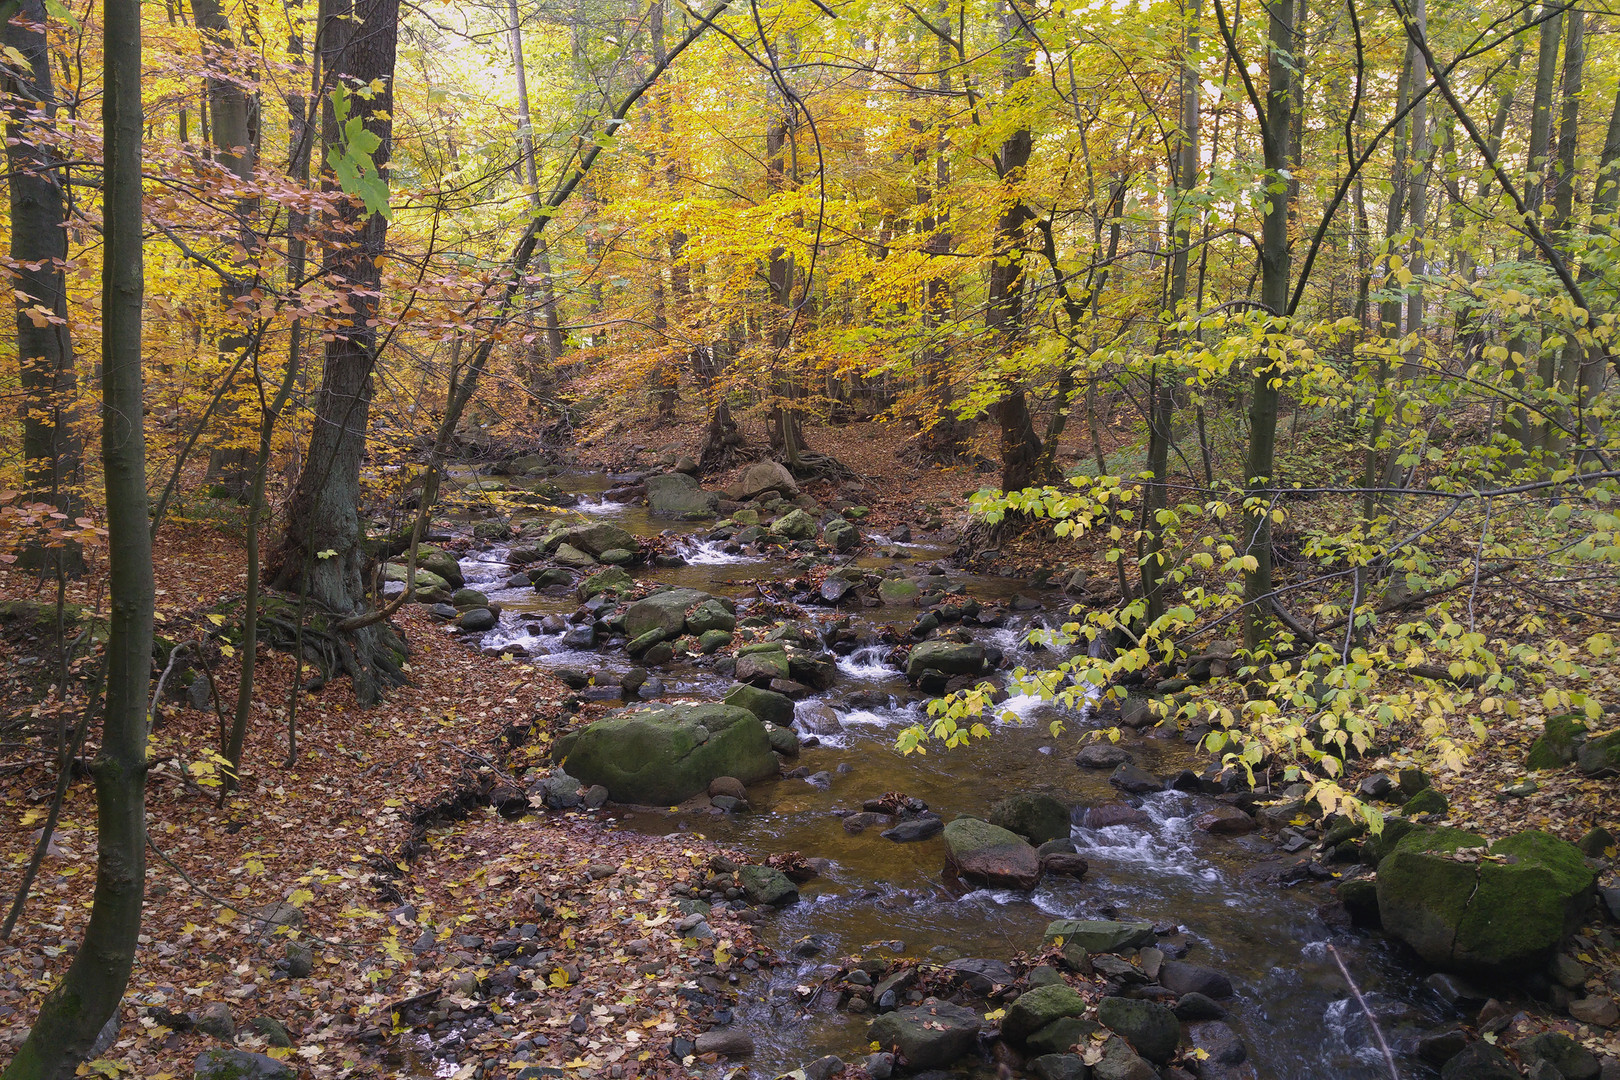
[0,406,1617,1077]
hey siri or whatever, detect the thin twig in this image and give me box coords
[1326,943,1400,1080]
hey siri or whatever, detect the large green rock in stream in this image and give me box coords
[547,522,638,558]
[906,640,985,683]
[1003,984,1089,1044]
[551,704,776,805]
[867,1002,983,1069]
[770,508,817,541]
[943,817,1042,889]
[624,588,724,641]
[415,546,465,588]
[989,793,1072,845]
[646,471,719,519]
[1097,997,1181,1064]
[723,683,794,728]
[1043,919,1157,953]
[384,563,449,597]
[1376,826,1595,975]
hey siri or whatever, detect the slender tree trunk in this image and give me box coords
[915,4,964,459]
[1550,9,1585,451]
[508,0,564,410]
[1143,0,1201,625]
[1239,0,1294,650]
[268,0,406,707]
[4,0,85,575]
[3,2,150,1075]
[194,0,259,496]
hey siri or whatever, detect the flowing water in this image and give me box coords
[450,471,1455,1079]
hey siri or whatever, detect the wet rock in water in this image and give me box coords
[1040,852,1089,879]
[723,683,795,728]
[698,629,733,654]
[647,472,719,520]
[1097,997,1180,1064]
[988,793,1072,846]
[795,703,842,735]
[765,722,801,757]
[739,461,799,500]
[1083,803,1152,830]
[879,577,921,605]
[584,784,609,809]
[451,587,489,609]
[1026,1017,1102,1056]
[550,703,776,805]
[1194,805,1255,835]
[1159,960,1233,999]
[429,602,458,620]
[552,530,634,568]
[843,812,891,834]
[905,640,986,684]
[560,624,597,650]
[943,957,1017,995]
[1172,993,1226,1021]
[881,815,943,843]
[1076,743,1133,769]
[1440,1041,1519,1080]
[1109,764,1164,794]
[736,647,791,685]
[738,865,799,907]
[709,776,748,800]
[823,517,859,553]
[1043,919,1156,954]
[193,1050,295,1080]
[458,607,497,632]
[1004,984,1089,1044]
[788,652,839,690]
[553,543,598,569]
[943,817,1042,889]
[693,1028,753,1056]
[1186,1020,1246,1066]
[1377,827,1594,975]
[625,587,720,640]
[1029,1054,1088,1080]
[866,1002,983,1070]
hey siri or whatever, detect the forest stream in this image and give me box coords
[441,469,1461,1080]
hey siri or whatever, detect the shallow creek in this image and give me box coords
[452,471,1455,1079]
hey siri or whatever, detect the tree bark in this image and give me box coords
[268,0,407,707]
[3,1,150,1075]
[987,3,1044,493]
[4,0,85,575]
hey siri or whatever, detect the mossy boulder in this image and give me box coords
[1096,997,1181,1064]
[989,793,1072,846]
[1043,919,1156,954]
[943,817,1041,889]
[822,517,859,552]
[905,640,985,683]
[384,563,449,592]
[723,683,795,728]
[1401,787,1449,817]
[548,522,638,558]
[578,566,633,601]
[686,599,736,634]
[1376,826,1595,975]
[624,588,721,641]
[771,508,817,541]
[1527,714,1588,770]
[867,1003,983,1069]
[1576,729,1620,777]
[879,578,921,605]
[646,472,719,520]
[551,704,777,805]
[1003,984,1089,1044]
[415,546,465,588]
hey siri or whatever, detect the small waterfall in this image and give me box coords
[673,536,758,566]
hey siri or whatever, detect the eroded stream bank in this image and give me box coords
[400,464,1548,1080]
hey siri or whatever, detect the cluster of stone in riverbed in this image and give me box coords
[762,917,1248,1080]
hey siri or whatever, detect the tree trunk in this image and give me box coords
[987,4,1044,493]
[1550,9,1584,452]
[194,0,259,496]
[268,0,406,707]
[3,2,150,1075]
[1238,0,1294,651]
[1143,0,1201,625]
[4,0,85,576]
